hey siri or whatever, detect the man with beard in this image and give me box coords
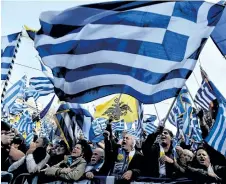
[142,126,175,178]
[103,128,143,182]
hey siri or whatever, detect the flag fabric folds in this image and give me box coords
[205,102,226,156]
[9,103,28,115]
[35,1,224,104]
[24,25,36,40]
[145,122,157,135]
[14,111,34,134]
[25,87,40,101]
[94,94,138,123]
[194,80,216,111]
[210,7,226,56]
[2,75,26,112]
[29,77,54,96]
[1,32,20,80]
[39,95,55,119]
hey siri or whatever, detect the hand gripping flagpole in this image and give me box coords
[1,32,23,103]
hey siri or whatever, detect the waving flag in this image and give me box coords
[194,80,216,111]
[206,102,226,156]
[39,95,55,119]
[145,122,157,135]
[14,111,34,134]
[2,75,26,112]
[35,1,224,104]
[29,77,54,96]
[1,32,21,80]
[92,118,108,136]
[9,103,28,115]
[25,87,40,101]
[94,94,138,123]
[211,6,226,56]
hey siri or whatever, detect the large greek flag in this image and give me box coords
[1,32,20,80]
[29,77,54,96]
[35,1,224,104]
[2,75,26,111]
[205,102,226,156]
[194,80,216,111]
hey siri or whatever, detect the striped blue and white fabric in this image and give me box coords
[145,122,157,135]
[190,112,202,142]
[34,1,224,104]
[9,103,28,115]
[2,75,26,112]
[205,102,226,156]
[194,80,216,111]
[1,32,20,80]
[25,87,40,101]
[112,120,125,132]
[92,118,108,136]
[29,77,54,96]
[15,111,34,134]
[39,60,54,84]
[25,133,34,146]
[168,106,179,126]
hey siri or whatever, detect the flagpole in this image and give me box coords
[1,32,23,103]
[154,104,161,123]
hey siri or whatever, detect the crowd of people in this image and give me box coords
[1,100,226,184]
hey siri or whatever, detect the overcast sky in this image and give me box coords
[2,0,226,133]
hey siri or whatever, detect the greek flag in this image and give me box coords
[145,122,157,135]
[1,32,20,80]
[25,87,40,101]
[190,112,202,142]
[25,133,34,146]
[2,75,26,111]
[15,111,34,134]
[92,118,108,136]
[34,1,224,104]
[205,102,226,156]
[178,87,193,139]
[194,80,216,111]
[112,120,125,132]
[9,103,28,115]
[29,77,54,96]
[168,106,179,126]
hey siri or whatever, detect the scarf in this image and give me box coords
[159,144,166,177]
[112,148,135,176]
[85,161,104,172]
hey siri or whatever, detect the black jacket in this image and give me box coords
[101,136,143,179]
[142,132,175,177]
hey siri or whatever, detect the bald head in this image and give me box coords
[91,148,104,165]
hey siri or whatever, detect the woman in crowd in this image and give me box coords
[42,139,92,182]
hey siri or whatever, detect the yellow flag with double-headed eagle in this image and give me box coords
[94,94,138,123]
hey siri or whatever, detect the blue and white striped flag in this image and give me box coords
[34,1,224,104]
[190,112,202,143]
[168,106,179,126]
[1,32,20,80]
[29,77,54,96]
[25,87,40,101]
[92,118,108,136]
[9,103,28,115]
[205,102,226,156]
[2,75,26,112]
[15,111,34,134]
[145,122,157,135]
[112,120,125,132]
[194,80,216,111]
[25,132,34,146]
